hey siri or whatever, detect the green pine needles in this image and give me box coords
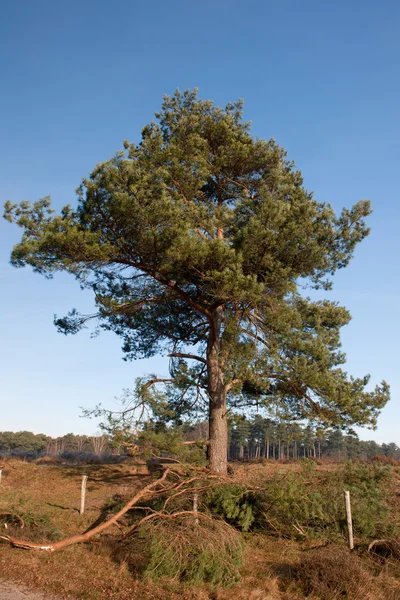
[141,517,244,586]
[205,461,396,542]
[206,484,261,532]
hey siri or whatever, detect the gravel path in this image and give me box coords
[0,582,61,599]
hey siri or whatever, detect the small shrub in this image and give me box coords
[0,509,62,541]
[291,546,398,600]
[0,488,63,541]
[140,516,244,586]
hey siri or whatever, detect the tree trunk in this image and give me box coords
[208,386,227,474]
[207,308,228,474]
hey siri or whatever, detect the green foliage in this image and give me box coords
[0,431,49,454]
[333,462,395,538]
[140,517,244,586]
[204,462,396,543]
[137,427,207,465]
[21,511,62,541]
[228,415,400,462]
[265,461,396,541]
[0,431,97,456]
[206,484,261,531]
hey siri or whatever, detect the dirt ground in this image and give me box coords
[0,458,300,599]
[0,581,61,599]
[0,458,398,600]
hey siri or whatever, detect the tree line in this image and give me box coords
[0,431,110,456]
[1,420,398,462]
[226,415,400,461]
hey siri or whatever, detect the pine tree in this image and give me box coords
[4,89,389,473]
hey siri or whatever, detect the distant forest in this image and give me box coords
[1,415,399,461]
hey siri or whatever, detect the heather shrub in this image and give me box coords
[290,545,399,600]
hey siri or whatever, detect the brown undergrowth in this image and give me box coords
[0,458,399,599]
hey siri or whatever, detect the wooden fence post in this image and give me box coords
[344,490,354,550]
[80,475,88,515]
[193,492,199,525]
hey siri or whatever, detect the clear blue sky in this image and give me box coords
[0,0,399,443]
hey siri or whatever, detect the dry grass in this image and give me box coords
[286,545,400,600]
[0,458,171,599]
[0,458,399,599]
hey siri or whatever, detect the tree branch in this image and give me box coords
[168,353,206,364]
[225,379,242,392]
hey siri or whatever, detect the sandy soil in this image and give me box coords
[0,581,61,599]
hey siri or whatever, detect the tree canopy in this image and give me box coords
[4,89,389,473]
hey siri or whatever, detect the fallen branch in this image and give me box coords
[0,469,170,552]
[293,521,306,536]
[150,454,232,480]
[162,483,214,509]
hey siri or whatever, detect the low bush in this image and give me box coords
[0,509,62,541]
[290,545,399,600]
[140,516,244,586]
[264,461,396,541]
